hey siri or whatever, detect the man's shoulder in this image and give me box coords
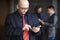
[6,11,17,18]
[26,12,34,18]
[52,13,57,17]
[54,14,58,19]
[50,13,57,19]
[7,11,18,18]
[27,12,39,20]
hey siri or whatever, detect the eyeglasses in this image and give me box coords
[20,7,29,10]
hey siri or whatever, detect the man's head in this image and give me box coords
[16,0,29,15]
[37,7,42,14]
[35,5,42,14]
[47,5,55,14]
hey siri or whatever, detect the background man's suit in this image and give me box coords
[44,13,57,40]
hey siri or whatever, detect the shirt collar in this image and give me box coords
[49,13,55,16]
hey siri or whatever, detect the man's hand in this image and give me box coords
[31,27,40,33]
[38,19,45,24]
[22,24,31,31]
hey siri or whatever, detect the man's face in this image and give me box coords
[47,8,52,14]
[37,8,42,14]
[17,1,29,15]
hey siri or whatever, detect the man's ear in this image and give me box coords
[16,4,19,9]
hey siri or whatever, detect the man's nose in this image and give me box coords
[23,9,26,12]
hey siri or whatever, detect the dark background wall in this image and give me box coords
[56,0,60,40]
[0,0,10,40]
[0,0,60,40]
[58,0,60,29]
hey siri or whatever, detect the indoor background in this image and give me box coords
[0,0,60,40]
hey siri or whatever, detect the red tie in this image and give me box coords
[22,15,29,40]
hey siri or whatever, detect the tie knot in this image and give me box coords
[21,14,24,17]
[23,15,24,17]
[21,14,25,18]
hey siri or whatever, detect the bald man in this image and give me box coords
[5,0,41,40]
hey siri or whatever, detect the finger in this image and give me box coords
[38,25,41,28]
[25,24,31,28]
[22,27,26,30]
[38,19,41,22]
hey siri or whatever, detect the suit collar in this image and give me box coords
[49,13,55,16]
